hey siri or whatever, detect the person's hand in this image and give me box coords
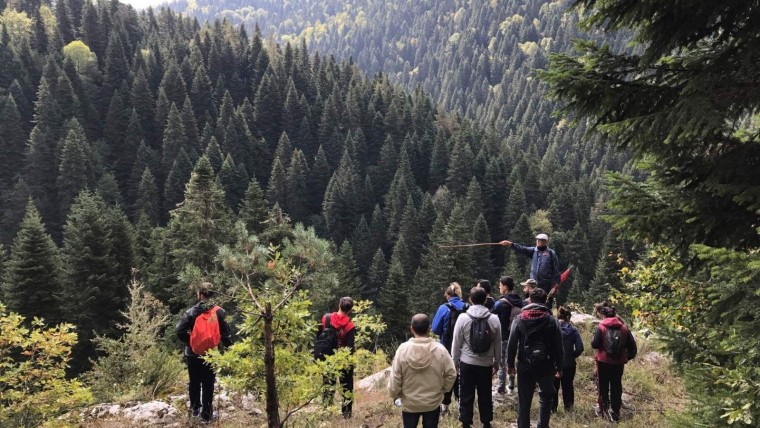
[499,240,512,247]
[555,370,562,379]
[507,367,516,376]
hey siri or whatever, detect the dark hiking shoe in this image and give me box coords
[191,408,201,418]
[607,409,620,422]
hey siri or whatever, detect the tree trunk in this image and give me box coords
[263,302,280,428]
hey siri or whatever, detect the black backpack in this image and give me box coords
[443,303,468,351]
[603,326,626,357]
[498,298,523,333]
[467,313,493,354]
[314,313,338,360]
[518,319,553,368]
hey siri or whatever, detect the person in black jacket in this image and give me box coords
[319,296,357,419]
[507,288,563,428]
[491,276,524,394]
[176,283,233,422]
[553,306,584,412]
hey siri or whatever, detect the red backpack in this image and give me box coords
[190,306,221,355]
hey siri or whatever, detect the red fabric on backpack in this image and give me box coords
[190,306,221,355]
[594,318,630,365]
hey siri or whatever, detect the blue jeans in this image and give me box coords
[402,408,441,428]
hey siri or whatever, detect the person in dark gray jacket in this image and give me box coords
[507,288,563,428]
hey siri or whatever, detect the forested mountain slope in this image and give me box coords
[0,0,627,374]
[161,0,633,300]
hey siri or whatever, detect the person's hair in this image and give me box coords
[499,276,515,291]
[198,282,215,298]
[529,288,547,304]
[470,287,487,305]
[557,306,572,321]
[411,314,430,335]
[445,282,462,297]
[477,279,492,295]
[595,301,617,318]
[339,297,354,313]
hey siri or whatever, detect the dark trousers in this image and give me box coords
[552,364,576,411]
[596,361,625,415]
[516,367,555,428]
[442,372,459,405]
[187,355,215,420]
[458,362,493,425]
[402,408,441,428]
[324,368,354,417]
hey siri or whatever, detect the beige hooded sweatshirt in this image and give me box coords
[388,337,457,413]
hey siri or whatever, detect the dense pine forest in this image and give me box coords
[2,0,757,427]
[0,0,626,363]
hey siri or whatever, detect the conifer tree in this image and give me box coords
[1,200,63,323]
[322,151,360,244]
[285,149,310,223]
[218,154,248,212]
[162,103,188,176]
[96,172,124,208]
[163,148,194,214]
[130,69,156,144]
[167,155,233,274]
[62,191,130,373]
[445,137,474,197]
[378,236,411,342]
[0,180,33,246]
[351,216,373,278]
[205,137,224,173]
[364,248,388,304]
[308,145,331,213]
[57,119,91,215]
[135,168,160,226]
[181,97,200,153]
[253,71,283,149]
[333,241,362,302]
[0,96,25,191]
[159,61,188,107]
[472,214,493,280]
[239,178,269,235]
[266,158,288,209]
[506,181,527,234]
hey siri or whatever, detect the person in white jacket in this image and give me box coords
[452,287,502,428]
[389,314,458,428]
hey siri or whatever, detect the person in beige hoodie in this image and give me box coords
[389,314,458,428]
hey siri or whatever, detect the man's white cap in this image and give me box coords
[535,233,549,241]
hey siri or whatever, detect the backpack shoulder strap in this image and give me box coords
[324,313,332,330]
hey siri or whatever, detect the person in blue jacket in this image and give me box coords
[431,282,468,414]
[499,233,560,308]
[553,306,584,412]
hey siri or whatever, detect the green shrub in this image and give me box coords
[0,303,92,427]
[86,278,185,402]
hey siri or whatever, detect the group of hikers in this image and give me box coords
[173,233,637,427]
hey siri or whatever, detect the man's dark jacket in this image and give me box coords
[506,303,564,376]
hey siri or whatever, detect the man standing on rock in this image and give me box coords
[500,234,560,308]
[176,283,233,423]
[389,314,457,428]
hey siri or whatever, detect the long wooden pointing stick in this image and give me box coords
[438,242,503,249]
